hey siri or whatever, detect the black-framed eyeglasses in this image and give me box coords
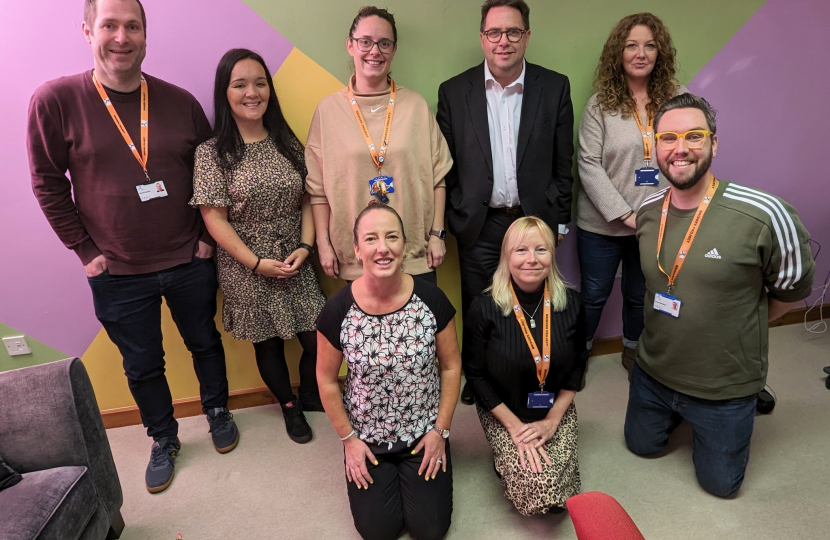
[482,29,526,43]
[350,37,396,53]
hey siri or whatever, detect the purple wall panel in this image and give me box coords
[689,0,830,303]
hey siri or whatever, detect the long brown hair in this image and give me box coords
[593,13,678,118]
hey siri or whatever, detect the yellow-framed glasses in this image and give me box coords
[654,130,712,150]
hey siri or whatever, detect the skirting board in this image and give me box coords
[100,303,828,429]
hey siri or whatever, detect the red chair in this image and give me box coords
[566,491,645,540]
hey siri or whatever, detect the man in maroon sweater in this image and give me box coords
[27,0,238,494]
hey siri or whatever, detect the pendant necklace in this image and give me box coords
[521,296,544,329]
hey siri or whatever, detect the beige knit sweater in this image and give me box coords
[305,82,452,281]
[576,87,687,236]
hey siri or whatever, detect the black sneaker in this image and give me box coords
[207,407,240,454]
[282,401,313,444]
[299,391,326,412]
[756,386,776,414]
[145,436,180,494]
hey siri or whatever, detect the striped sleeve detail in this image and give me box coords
[722,184,804,290]
[638,187,669,210]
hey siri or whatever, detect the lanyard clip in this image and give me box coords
[539,383,545,393]
[667,284,674,296]
[644,159,651,168]
[143,170,151,184]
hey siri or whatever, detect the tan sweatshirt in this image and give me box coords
[305,81,452,280]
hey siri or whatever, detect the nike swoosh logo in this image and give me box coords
[370,106,383,113]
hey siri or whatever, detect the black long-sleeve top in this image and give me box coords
[463,285,587,423]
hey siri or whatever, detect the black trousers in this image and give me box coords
[252,331,318,405]
[457,212,523,317]
[347,437,453,540]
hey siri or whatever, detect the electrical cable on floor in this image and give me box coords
[804,239,827,334]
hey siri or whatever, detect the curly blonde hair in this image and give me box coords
[593,13,678,118]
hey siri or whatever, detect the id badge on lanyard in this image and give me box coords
[510,283,555,410]
[527,390,555,409]
[92,71,160,201]
[633,108,659,186]
[347,78,397,204]
[654,176,719,316]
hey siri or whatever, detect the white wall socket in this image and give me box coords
[3,336,32,356]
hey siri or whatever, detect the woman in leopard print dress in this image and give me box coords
[191,49,326,445]
[463,217,587,516]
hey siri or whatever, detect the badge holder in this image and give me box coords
[136,180,168,202]
[369,175,394,204]
[653,290,681,318]
[527,386,555,409]
[635,163,659,186]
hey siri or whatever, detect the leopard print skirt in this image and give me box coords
[476,403,581,516]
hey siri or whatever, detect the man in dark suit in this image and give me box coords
[437,0,574,403]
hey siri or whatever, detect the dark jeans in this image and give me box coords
[576,227,646,347]
[624,363,756,497]
[347,437,453,540]
[88,256,228,440]
[457,212,523,316]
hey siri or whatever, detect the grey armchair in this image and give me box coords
[0,358,124,540]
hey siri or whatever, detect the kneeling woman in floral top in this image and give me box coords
[316,202,461,540]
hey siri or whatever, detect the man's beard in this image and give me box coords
[659,149,713,191]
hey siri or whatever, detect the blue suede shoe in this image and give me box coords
[207,407,240,454]
[145,436,180,494]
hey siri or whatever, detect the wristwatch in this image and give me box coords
[433,425,450,438]
[298,242,315,255]
[429,229,447,240]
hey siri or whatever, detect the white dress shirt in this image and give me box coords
[484,60,567,234]
[484,59,524,209]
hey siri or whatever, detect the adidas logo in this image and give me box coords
[704,248,722,259]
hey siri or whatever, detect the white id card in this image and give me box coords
[653,292,681,318]
[136,181,168,202]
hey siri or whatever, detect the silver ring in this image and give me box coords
[525,450,531,455]
[436,459,443,464]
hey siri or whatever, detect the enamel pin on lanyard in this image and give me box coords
[346,77,397,204]
[510,282,555,409]
[92,71,167,202]
[654,176,719,318]
[633,107,659,187]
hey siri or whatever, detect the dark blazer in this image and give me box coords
[436,62,574,249]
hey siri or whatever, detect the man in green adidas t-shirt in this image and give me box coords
[627,94,815,497]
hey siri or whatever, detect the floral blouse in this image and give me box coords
[317,279,455,448]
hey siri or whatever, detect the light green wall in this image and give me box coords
[244,0,766,114]
[0,322,69,373]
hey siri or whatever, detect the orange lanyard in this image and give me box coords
[92,71,150,182]
[346,77,397,172]
[509,282,551,390]
[656,176,719,294]
[632,107,654,163]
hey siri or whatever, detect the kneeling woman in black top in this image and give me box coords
[316,202,462,540]
[464,216,587,516]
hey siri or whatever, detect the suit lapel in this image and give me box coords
[516,65,541,169]
[466,64,493,174]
